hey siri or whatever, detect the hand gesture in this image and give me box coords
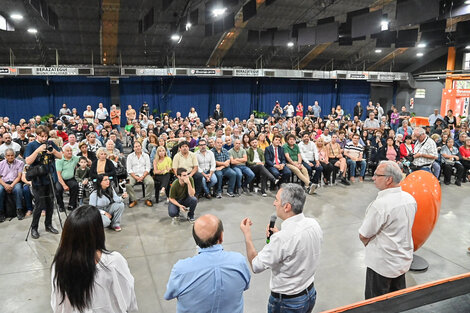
[240,217,253,236]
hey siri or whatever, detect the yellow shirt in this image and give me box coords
[258,140,270,151]
[154,156,172,174]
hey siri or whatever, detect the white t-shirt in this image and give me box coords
[359,187,417,278]
[51,251,138,313]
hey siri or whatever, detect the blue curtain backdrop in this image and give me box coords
[0,76,372,123]
[336,80,371,119]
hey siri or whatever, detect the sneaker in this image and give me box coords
[308,183,316,195]
[455,180,461,186]
[216,193,222,199]
[171,217,180,225]
[113,226,122,232]
[341,177,350,186]
[261,192,267,197]
[187,216,195,224]
[227,192,235,197]
[159,188,165,197]
[274,178,280,185]
[242,186,248,193]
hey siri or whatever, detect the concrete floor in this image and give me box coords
[1,179,470,313]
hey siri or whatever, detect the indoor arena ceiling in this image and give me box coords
[0,0,470,72]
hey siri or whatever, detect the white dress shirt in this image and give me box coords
[95,107,109,120]
[359,187,417,278]
[51,251,137,313]
[126,152,151,176]
[196,150,216,173]
[252,213,323,295]
[298,141,319,162]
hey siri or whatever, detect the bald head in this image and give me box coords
[192,214,224,248]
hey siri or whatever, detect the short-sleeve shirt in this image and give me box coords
[212,148,231,163]
[24,140,60,185]
[344,142,364,159]
[172,152,198,173]
[282,144,300,162]
[55,156,80,180]
[169,177,195,201]
[229,148,247,166]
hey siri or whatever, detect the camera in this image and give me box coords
[47,142,54,152]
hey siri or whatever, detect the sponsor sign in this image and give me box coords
[0,68,10,74]
[34,67,78,75]
[191,69,219,75]
[234,69,261,77]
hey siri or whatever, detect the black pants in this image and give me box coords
[31,184,54,229]
[461,159,470,179]
[192,172,204,196]
[320,161,334,182]
[55,178,79,209]
[249,164,275,193]
[442,162,464,183]
[365,267,406,299]
[154,173,171,202]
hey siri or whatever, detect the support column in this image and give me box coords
[445,47,456,90]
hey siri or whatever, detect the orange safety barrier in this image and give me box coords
[321,272,470,313]
[409,116,429,127]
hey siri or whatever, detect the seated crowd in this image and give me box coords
[0,100,469,230]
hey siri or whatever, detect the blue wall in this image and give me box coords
[0,76,371,123]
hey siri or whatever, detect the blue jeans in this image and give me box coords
[347,159,367,178]
[268,166,292,183]
[302,161,323,184]
[232,165,255,189]
[201,171,217,194]
[214,167,237,194]
[268,286,317,313]
[23,184,34,212]
[0,183,23,215]
[168,196,197,219]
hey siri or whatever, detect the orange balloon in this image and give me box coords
[400,170,441,251]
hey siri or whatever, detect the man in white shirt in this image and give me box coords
[298,132,323,185]
[0,133,21,157]
[196,139,217,199]
[359,161,416,299]
[240,183,323,313]
[95,102,109,123]
[283,101,295,118]
[83,105,95,124]
[428,109,443,126]
[62,134,80,156]
[126,141,154,207]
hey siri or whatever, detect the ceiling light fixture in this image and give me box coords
[465,0,470,4]
[10,14,23,20]
[465,45,470,49]
[375,49,382,53]
[380,20,389,31]
[287,41,294,47]
[27,27,37,34]
[212,7,227,17]
[171,34,181,41]
[417,43,426,48]
[416,52,424,57]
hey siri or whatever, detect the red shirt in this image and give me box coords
[459,145,470,158]
[399,143,414,159]
[296,104,303,117]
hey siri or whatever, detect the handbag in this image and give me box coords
[115,162,127,179]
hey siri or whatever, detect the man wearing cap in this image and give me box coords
[165,214,250,313]
[272,101,283,119]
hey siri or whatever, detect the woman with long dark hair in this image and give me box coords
[51,205,137,312]
[89,175,128,231]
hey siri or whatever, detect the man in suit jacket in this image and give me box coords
[247,137,278,196]
[264,135,292,185]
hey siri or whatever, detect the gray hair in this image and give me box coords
[413,127,425,136]
[4,148,15,156]
[379,161,403,184]
[279,183,306,215]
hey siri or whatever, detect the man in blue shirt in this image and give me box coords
[164,214,251,313]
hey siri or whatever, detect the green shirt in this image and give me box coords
[169,177,195,201]
[55,155,80,180]
[283,143,300,162]
[229,147,247,166]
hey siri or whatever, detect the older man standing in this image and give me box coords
[55,145,80,211]
[240,183,323,313]
[165,214,250,312]
[0,148,24,221]
[359,161,417,299]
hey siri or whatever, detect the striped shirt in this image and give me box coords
[413,136,438,167]
[344,142,364,159]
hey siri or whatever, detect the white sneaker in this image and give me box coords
[308,184,316,195]
[171,217,179,225]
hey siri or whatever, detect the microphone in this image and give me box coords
[266,215,277,244]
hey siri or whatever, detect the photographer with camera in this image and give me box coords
[24,125,62,239]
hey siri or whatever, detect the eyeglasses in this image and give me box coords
[373,173,387,177]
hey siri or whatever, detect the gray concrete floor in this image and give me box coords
[1,180,470,313]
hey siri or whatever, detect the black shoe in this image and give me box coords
[242,186,248,193]
[17,209,24,220]
[0,214,5,223]
[67,205,74,211]
[455,180,461,186]
[31,228,40,239]
[59,207,65,212]
[341,177,350,186]
[444,181,450,185]
[45,225,59,234]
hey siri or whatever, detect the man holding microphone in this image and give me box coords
[240,183,323,313]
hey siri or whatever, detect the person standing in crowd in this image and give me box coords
[140,102,150,117]
[51,205,137,312]
[58,103,71,120]
[428,109,443,127]
[126,104,136,122]
[213,103,224,120]
[126,141,154,207]
[89,175,128,231]
[240,183,323,313]
[284,101,295,119]
[95,102,109,124]
[25,125,62,239]
[312,101,321,118]
[354,101,363,120]
[296,102,304,118]
[83,105,95,124]
[168,167,197,223]
[398,106,410,127]
[359,161,416,299]
[110,104,121,133]
[165,214,250,313]
[272,101,283,119]
[0,148,24,221]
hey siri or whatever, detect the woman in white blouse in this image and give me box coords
[51,205,137,313]
[188,107,198,120]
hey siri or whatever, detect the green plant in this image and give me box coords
[40,113,54,123]
[410,112,416,117]
[152,108,158,115]
[253,110,269,119]
[160,110,172,119]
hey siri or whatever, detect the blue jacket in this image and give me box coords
[264,145,287,168]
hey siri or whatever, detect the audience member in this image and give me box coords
[126,141,154,207]
[247,138,278,196]
[229,139,255,194]
[55,145,80,211]
[0,148,24,221]
[264,135,292,184]
[168,167,197,223]
[196,139,217,198]
[344,134,367,182]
